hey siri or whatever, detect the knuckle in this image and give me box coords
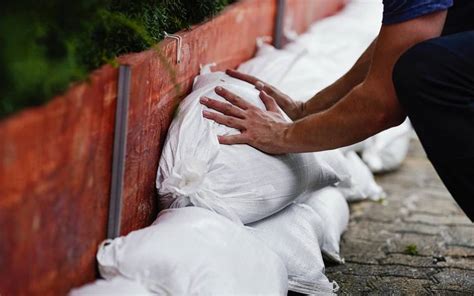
[247,132,256,142]
[209,100,219,108]
[229,94,239,102]
[223,104,232,113]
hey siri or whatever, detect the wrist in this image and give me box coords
[297,101,307,119]
[281,122,296,153]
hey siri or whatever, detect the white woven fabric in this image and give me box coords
[362,119,412,173]
[156,71,349,224]
[303,188,350,264]
[248,203,337,295]
[97,207,288,295]
[338,151,386,201]
[69,276,152,295]
[281,0,383,101]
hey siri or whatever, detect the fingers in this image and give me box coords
[203,110,246,130]
[255,81,265,90]
[218,134,248,145]
[225,69,270,93]
[259,91,279,113]
[215,86,253,110]
[226,69,261,85]
[261,84,282,99]
[200,97,245,119]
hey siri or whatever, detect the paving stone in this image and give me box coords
[378,253,438,268]
[382,232,447,256]
[326,273,432,296]
[444,225,474,247]
[404,212,472,226]
[338,239,387,264]
[444,245,474,258]
[326,139,474,295]
[328,262,433,280]
[437,257,474,270]
[343,220,395,242]
[431,269,474,292]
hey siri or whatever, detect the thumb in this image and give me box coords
[259,91,279,113]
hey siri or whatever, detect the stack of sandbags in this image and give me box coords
[248,187,349,294]
[72,207,288,295]
[72,1,406,294]
[156,70,351,224]
[153,66,352,294]
[237,48,386,202]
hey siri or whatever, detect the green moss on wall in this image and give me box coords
[0,0,234,118]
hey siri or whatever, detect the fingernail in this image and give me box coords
[202,110,210,117]
[255,82,264,89]
[215,86,223,92]
[200,97,208,103]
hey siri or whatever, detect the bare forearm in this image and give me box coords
[302,40,376,116]
[284,84,391,152]
[286,11,447,153]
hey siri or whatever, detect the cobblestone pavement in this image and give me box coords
[326,139,474,295]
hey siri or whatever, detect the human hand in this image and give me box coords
[200,86,293,155]
[226,69,306,121]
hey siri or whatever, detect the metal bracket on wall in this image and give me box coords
[273,0,286,49]
[164,32,183,64]
[107,65,131,239]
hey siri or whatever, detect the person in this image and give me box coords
[199,0,474,221]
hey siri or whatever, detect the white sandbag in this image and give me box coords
[279,0,383,101]
[237,43,307,86]
[338,151,386,201]
[98,207,288,295]
[303,188,349,263]
[69,276,152,296]
[339,140,369,154]
[156,71,349,224]
[248,203,337,295]
[362,119,412,173]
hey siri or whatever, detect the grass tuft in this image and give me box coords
[404,244,419,256]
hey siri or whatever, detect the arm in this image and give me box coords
[283,11,447,152]
[201,10,447,154]
[225,39,376,121]
[302,39,376,116]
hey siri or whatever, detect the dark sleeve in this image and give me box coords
[382,0,453,25]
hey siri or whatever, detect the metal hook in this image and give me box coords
[164,32,182,64]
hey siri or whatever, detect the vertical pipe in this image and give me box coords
[274,0,286,49]
[107,65,131,239]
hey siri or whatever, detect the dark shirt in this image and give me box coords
[382,0,454,24]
